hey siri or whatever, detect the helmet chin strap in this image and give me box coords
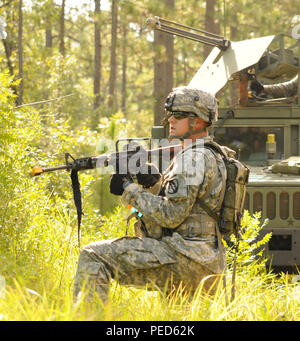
[169,115,207,141]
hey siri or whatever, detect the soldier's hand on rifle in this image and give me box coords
[250,80,264,95]
[136,163,161,189]
[110,173,133,196]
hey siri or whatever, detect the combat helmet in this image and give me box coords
[164,86,219,139]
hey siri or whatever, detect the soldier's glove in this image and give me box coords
[250,80,264,95]
[110,173,133,196]
[136,163,161,189]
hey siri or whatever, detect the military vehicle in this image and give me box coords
[146,17,300,273]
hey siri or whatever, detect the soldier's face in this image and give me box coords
[168,115,190,138]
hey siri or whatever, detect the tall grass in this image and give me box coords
[1,204,300,321]
[1,258,300,321]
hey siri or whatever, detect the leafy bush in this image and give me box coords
[0,69,102,290]
[224,211,272,273]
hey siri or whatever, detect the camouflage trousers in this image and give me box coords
[73,233,225,302]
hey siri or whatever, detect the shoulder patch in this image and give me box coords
[167,179,179,194]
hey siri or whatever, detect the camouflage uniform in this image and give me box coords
[263,75,298,98]
[73,89,227,302]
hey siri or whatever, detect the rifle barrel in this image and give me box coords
[30,165,69,177]
[30,144,183,177]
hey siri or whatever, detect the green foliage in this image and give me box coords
[224,211,272,272]
[0,70,89,285]
[2,0,297,127]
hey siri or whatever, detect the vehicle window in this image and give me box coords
[214,127,284,165]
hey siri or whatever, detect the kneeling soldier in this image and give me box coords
[73,86,227,302]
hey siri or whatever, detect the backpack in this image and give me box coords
[200,140,250,236]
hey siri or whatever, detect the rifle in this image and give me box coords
[30,143,182,247]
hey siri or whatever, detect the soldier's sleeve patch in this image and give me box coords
[167,178,179,194]
[165,174,188,199]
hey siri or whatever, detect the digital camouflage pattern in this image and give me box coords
[263,75,298,98]
[164,86,219,123]
[73,137,227,302]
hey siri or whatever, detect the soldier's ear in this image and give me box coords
[194,117,207,129]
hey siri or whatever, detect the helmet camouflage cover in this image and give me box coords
[164,86,219,124]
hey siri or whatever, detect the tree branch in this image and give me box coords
[13,93,74,109]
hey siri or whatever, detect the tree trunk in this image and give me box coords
[93,0,101,111]
[121,21,127,114]
[164,1,174,102]
[17,0,23,106]
[93,0,103,211]
[1,4,17,95]
[94,0,103,212]
[108,0,118,112]
[203,0,217,59]
[45,21,52,48]
[153,0,174,126]
[2,39,14,76]
[44,0,54,48]
[59,0,65,57]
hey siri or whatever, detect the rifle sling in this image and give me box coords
[71,169,83,248]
